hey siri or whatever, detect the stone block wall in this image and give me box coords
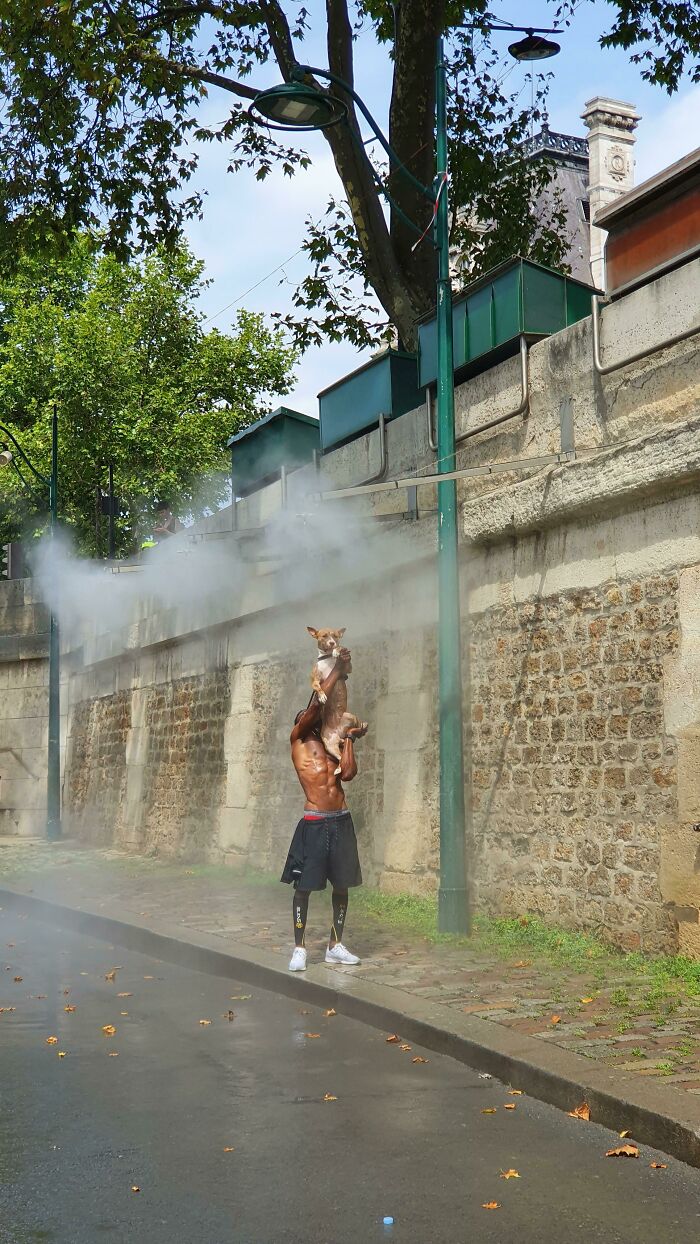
[0,579,49,836]
[469,573,680,954]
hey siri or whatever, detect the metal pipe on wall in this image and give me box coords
[426,335,530,455]
[592,293,700,376]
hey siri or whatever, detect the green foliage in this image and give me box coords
[0,238,296,553]
[0,2,693,350]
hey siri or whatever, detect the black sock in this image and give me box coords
[293,890,310,948]
[330,890,348,948]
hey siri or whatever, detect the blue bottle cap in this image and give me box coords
[383,1217,394,1226]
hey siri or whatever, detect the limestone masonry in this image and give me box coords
[2,254,700,956]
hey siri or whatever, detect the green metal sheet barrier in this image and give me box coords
[228,406,319,497]
[318,349,422,452]
[418,257,598,388]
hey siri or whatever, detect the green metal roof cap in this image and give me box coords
[227,406,318,448]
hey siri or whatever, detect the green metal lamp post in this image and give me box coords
[0,406,61,840]
[252,23,560,933]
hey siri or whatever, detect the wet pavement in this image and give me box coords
[3,839,700,1096]
[1,908,700,1243]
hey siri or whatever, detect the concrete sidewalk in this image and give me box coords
[2,837,700,1166]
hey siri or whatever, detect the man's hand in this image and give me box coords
[346,722,368,740]
[336,646,352,676]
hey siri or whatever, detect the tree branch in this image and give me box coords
[134,49,260,101]
[261,0,297,79]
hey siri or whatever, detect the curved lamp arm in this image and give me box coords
[0,421,50,489]
[293,63,433,200]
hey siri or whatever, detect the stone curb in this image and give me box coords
[3,883,700,1169]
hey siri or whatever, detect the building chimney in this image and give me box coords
[581,97,640,289]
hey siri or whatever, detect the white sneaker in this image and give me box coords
[289,947,307,972]
[325,943,360,965]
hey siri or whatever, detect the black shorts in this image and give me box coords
[280,811,363,892]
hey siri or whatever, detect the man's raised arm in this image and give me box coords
[289,649,352,744]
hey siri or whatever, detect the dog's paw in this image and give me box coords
[318,692,327,704]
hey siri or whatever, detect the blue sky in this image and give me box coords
[183,1,700,418]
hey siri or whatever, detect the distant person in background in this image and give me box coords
[153,502,184,540]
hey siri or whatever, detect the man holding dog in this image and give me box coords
[281,647,367,972]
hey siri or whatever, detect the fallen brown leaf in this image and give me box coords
[199,1019,212,1026]
[500,1169,520,1179]
[13,976,22,982]
[105,970,118,983]
[143,975,154,980]
[64,1005,77,1013]
[231,995,251,1001]
[385,1033,401,1043]
[117,993,132,998]
[482,1202,500,1210]
[102,1025,117,1036]
[108,1051,119,1057]
[299,1009,311,1015]
[223,1010,235,1022]
[568,1103,591,1121]
[619,1129,631,1138]
[223,1147,235,1153]
[606,1144,639,1158]
[0,1007,16,1013]
[504,1103,517,1111]
[323,1093,337,1102]
[551,1015,561,1025]
[120,1011,129,1017]
[412,1056,429,1064]
[400,1043,412,1052]
[57,1051,66,1058]
[508,1090,523,1096]
[512,960,531,969]
[32,995,47,1000]
[580,997,594,1004]
[45,1036,58,1045]
[324,1009,336,1017]
[481,1108,497,1114]
[650,1162,667,1169]
[131,1185,140,1193]
[304,1033,321,1039]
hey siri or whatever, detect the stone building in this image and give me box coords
[1,144,700,958]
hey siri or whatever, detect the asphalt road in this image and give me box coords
[1,911,699,1244]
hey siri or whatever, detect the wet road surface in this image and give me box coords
[0,909,699,1244]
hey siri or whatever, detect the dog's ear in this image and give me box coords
[337,627,346,638]
[307,626,319,639]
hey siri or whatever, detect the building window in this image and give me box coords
[578,198,591,222]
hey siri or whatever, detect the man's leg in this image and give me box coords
[329,889,348,949]
[289,889,310,971]
[293,890,310,947]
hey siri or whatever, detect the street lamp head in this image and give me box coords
[0,448,12,467]
[251,81,347,131]
[508,31,561,61]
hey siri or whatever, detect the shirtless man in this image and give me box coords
[281,647,368,972]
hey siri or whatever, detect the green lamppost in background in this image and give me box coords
[0,406,61,840]
[253,22,560,932]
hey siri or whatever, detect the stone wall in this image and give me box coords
[469,572,680,954]
[0,578,49,836]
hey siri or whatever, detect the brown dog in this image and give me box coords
[307,626,367,774]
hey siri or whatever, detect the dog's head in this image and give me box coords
[307,626,345,656]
